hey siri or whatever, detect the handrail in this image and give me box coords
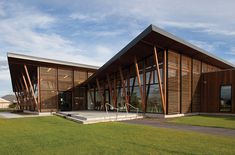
[105,103,119,120]
[125,103,139,116]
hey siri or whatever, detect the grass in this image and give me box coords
[0,116,235,155]
[0,108,12,112]
[169,115,235,129]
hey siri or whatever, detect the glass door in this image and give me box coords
[58,91,72,111]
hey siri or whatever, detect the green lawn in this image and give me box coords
[0,116,235,155]
[169,115,235,129]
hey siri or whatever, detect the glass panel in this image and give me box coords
[134,74,143,86]
[58,69,73,91]
[58,91,72,111]
[146,84,162,113]
[87,89,95,110]
[130,77,135,87]
[154,68,163,84]
[220,85,232,112]
[40,67,57,90]
[74,70,87,86]
[130,86,142,112]
[74,87,86,110]
[146,71,154,85]
[95,90,102,110]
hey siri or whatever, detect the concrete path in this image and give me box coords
[0,112,51,119]
[122,119,235,137]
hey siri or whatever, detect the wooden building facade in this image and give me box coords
[8,53,98,112]
[8,25,235,114]
[84,25,235,115]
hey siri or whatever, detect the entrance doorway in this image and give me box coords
[58,91,72,111]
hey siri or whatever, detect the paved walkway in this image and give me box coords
[123,119,235,137]
[0,112,51,119]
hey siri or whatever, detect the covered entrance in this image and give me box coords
[58,91,72,111]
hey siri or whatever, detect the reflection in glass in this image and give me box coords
[220,85,232,112]
[146,84,162,113]
[130,87,142,112]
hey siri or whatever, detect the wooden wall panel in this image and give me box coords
[181,55,192,113]
[192,59,201,112]
[167,51,180,114]
[202,70,235,113]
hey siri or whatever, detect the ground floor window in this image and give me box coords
[146,84,162,113]
[220,85,232,112]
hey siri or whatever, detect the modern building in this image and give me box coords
[0,98,11,109]
[8,53,98,112]
[8,25,235,115]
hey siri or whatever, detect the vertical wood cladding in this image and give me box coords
[168,51,180,114]
[202,70,235,113]
[181,55,192,113]
[167,50,223,114]
[192,59,201,112]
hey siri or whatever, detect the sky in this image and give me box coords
[0,0,235,97]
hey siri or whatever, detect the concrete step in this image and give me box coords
[54,112,143,124]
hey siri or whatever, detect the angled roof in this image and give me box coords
[7,52,100,70]
[85,24,235,83]
[7,52,99,92]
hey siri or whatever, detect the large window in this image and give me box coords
[146,84,162,113]
[220,85,232,112]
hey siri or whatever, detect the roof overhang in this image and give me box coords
[7,52,100,92]
[7,52,100,70]
[85,24,235,84]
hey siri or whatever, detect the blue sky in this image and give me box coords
[1,0,235,96]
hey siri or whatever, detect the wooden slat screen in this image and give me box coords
[192,59,201,112]
[202,63,221,73]
[168,51,180,114]
[181,55,192,113]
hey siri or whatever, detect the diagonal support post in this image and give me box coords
[24,64,39,111]
[153,46,166,114]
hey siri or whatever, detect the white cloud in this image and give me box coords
[68,0,235,36]
[188,40,217,52]
[72,29,125,37]
[69,13,107,22]
[0,1,108,68]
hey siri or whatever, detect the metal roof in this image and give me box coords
[151,25,235,68]
[7,52,100,70]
